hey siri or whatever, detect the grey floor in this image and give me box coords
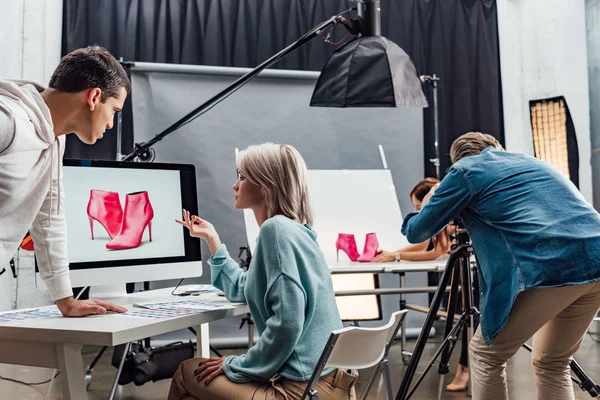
[1,319,600,400]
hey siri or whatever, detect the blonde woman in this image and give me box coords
[169,143,356,400]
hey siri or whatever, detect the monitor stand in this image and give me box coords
[88,284,129,301]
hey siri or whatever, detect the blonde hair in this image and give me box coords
[450,131,504,163]
[236,143,313,226]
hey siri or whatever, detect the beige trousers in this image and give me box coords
[469,280,600,400]
[168,358,357,400]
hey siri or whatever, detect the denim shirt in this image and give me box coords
[402,147,600,344]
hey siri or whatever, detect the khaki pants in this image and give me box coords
[470,280,600,400]
[168,358,357,400]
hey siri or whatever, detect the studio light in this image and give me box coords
[124,0,428,162]
[311,1,428,108]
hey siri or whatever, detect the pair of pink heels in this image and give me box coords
[335,233,379,262]
[87,189,155,250]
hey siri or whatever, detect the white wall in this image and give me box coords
[586,0,600,209]
[0,0,63,85]
[497,0,593,203]
[0,0,62,311]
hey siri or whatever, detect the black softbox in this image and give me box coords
[310,36,428,108]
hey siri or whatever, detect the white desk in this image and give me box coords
[328,258,447,274]
[327,258,449,363]
[0,288,249,400]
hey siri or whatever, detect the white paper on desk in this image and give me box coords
[133,299,234,311]
[0,308,61,324]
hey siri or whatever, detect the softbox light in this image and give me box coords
[310,36,428,108]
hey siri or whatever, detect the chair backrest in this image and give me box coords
[301,310,407,399]
[325,310,407,370]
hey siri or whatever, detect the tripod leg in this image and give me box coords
[406,314,471,400]
[383,359,394,400]
[84,346,107,390]
[396,249,463,400]
[569,357,600,397]
[436,263,462,400]
[109,341,131,400]
[437,374,445,400]
[459,253,476,397]
[521,343,600,396]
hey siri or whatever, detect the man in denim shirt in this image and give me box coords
[402,132,600,400]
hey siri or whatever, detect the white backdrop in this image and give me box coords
[244,169,417,323]
[244,169,408,258]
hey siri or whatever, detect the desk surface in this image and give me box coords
[0,289,249,347]
[0,259,446,346]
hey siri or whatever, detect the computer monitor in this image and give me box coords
[35,159,202,297]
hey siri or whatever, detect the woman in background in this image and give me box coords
[373,178,452,263]
[169,143,356,400]
[373,178,469,392]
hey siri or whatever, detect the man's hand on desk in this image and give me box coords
[56,297,127,317]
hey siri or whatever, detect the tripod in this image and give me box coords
[395,219,600,400]
[396,219,476,400]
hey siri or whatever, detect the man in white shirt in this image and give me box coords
[0,45,128,316]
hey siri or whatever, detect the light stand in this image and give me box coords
[420,74,441,179]
[238,246,255,349]
[122,9,356,162]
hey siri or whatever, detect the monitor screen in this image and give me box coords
[45,159,201,271]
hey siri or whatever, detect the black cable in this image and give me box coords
[171,278,185,296]
[0,371,59,386]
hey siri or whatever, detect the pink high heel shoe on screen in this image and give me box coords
[106,191,154,250]
[87,190,123,239]
[357,233,379,262]
[336,233,360,261]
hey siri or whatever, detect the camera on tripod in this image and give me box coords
[448,218,470,248]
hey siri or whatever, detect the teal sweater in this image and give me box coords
[209,215,343,383]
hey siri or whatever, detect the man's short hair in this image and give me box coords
[49,45,130,101]
[450,132,504,164]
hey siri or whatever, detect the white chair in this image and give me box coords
[301,310,407,400]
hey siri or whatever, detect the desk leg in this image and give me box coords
[55,343,87,400]
[196,323,210,358]
[399,273,411,365]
